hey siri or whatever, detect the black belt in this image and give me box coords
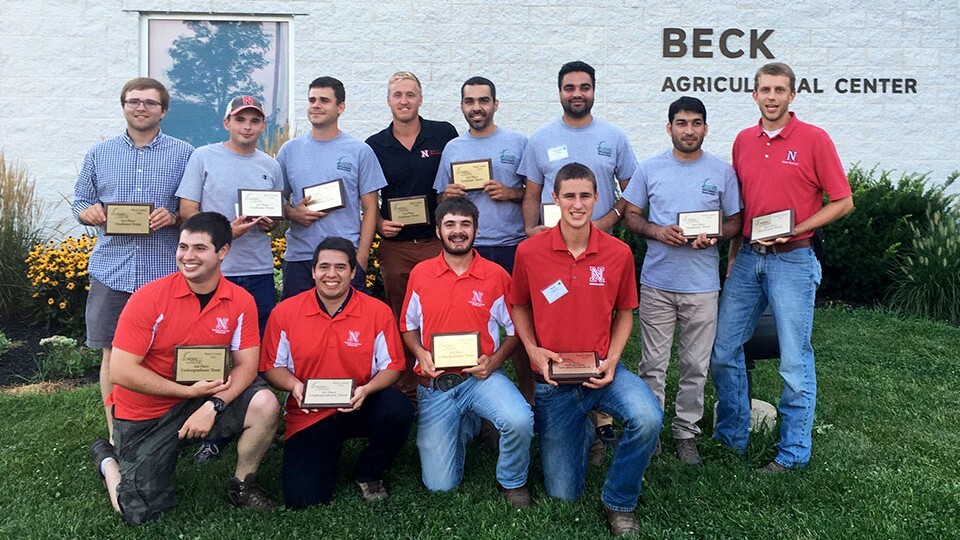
[747,238,812,255]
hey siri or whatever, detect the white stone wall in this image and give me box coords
[1,0,957,232]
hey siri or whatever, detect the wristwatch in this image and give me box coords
[207,397,226,414]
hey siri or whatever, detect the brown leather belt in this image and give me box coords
[748,238,812,255]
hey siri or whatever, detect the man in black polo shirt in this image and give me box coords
[366,71,458,401]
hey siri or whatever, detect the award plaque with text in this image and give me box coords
[431,332,481,369]
[750,209,795,242]
[387,195,430,226]
[301,378,355,408]
[541,203,561,228]
[237,189,284,220]
[677,209,722,239]
[302,179,347,213]
[104,203,153,236]
[450,159,492,191]
[173,346,230,384]
[549,351,600,384]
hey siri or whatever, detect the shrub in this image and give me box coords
[819,166,957,304]
[0,152,46,320]
[25,235,95,337]
[888,207,960,326]
[0,330,10,357]
[35,335,99,380]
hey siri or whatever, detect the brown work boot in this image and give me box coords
[498,485,532,509]
[606,508,641,536]
[588,437,606,467]
[227,473,277,511]
[357,479,389,502]
[754,460,788,474]
[674,438,703,467]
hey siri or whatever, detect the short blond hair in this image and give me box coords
[387,71,422,94]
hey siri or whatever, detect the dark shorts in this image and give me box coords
[85,277,132,349]
[112,377,270,525]
[225,273,277,338]
[476,244,519,275]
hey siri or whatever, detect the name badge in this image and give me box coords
[541,279,569,304]
[547,145,569,162]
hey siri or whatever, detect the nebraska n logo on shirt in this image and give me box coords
[589,266,606,286]
[345,330,362,347]
[782,150,800,166]
[421,150,431,158]
[213,317,230,334]
[469,290,485,307]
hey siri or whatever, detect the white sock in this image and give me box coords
[99,456,116,477]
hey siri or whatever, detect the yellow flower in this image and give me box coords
[59,301,67,310]
[47,298,55,305]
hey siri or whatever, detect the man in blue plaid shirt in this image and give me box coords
[72,77,194,442]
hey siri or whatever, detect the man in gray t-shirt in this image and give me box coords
[622,97,742,467]
[277,76,387,299]
[433,76,534,403]
[178,95,283,337]
[518,61,638,237]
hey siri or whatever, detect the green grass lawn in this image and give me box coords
[1,307,958,539]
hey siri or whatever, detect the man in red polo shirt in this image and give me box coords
[89,212,280,526]
[400,197,533,508]
[260,237,414,508]
[509,162,662,536]
[711,62,853,473]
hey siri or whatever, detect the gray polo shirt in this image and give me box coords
[433,127,527,247]
[176,143,282,277]
[277,132,387,261]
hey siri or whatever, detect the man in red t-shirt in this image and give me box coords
[509,163,662,536]
[89,212,280,526]
[261,237,413,508]
[711,62,853,473]
[400,197,533,508]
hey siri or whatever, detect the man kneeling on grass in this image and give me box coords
[90,212,280,526]
[260,237,414,508]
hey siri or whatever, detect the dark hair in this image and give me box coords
[668,96,707,123]
[461,76,496,101]
[309,76,346,104]
[120,77,170,112]
[181,212,232,251]
[311,237,357,270]
[553,162,597,195]
[435,197,480,228]
[558,61,596,89]
[755,62,796,93]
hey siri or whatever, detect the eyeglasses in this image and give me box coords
[123,98,162,110]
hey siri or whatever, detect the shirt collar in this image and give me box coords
[172,272,233,303]
[549,222,600,259]
[752,112,798,139]
[431,250,485,279]
[384,116,430,150]
[121,129,165,149]
[309,287,359,319]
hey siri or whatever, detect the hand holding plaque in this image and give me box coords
[238,189,283,219]
[751,209,795,242]
[105,203,154,235]
[302,179,347,213]
[450,159,492,191]
[677,209,721,239]
[387,195,430,226]
[301,378,355,408]
[173,346,231,383]
[541,203,561,228]
[548,351,600,384]
[431,332,480,369]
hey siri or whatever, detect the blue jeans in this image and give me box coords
[226,273,276,338]
[710,244,821,467]
[534,364,662,512]
[416,371,533,491]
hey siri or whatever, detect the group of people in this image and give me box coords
[78,59,852,536]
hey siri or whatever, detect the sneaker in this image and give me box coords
[499,485,532,509]
[754,460,788,474]
[227,473,278,511]
[477,418,500,452]
[605,508,641,536]
[595,424,619,448]
[588,437,606,467]
[194,441,222,465]
[357,480,389,502]
[90,438,118,484]
[674,438,703,468]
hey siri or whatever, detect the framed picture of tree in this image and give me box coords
[141,14,293,148]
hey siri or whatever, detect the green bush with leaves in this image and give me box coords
[888,207,960,326]
[0,330,10,357]
[0,151,46,320]
[819,166,957,304]
[34,335,100,380]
